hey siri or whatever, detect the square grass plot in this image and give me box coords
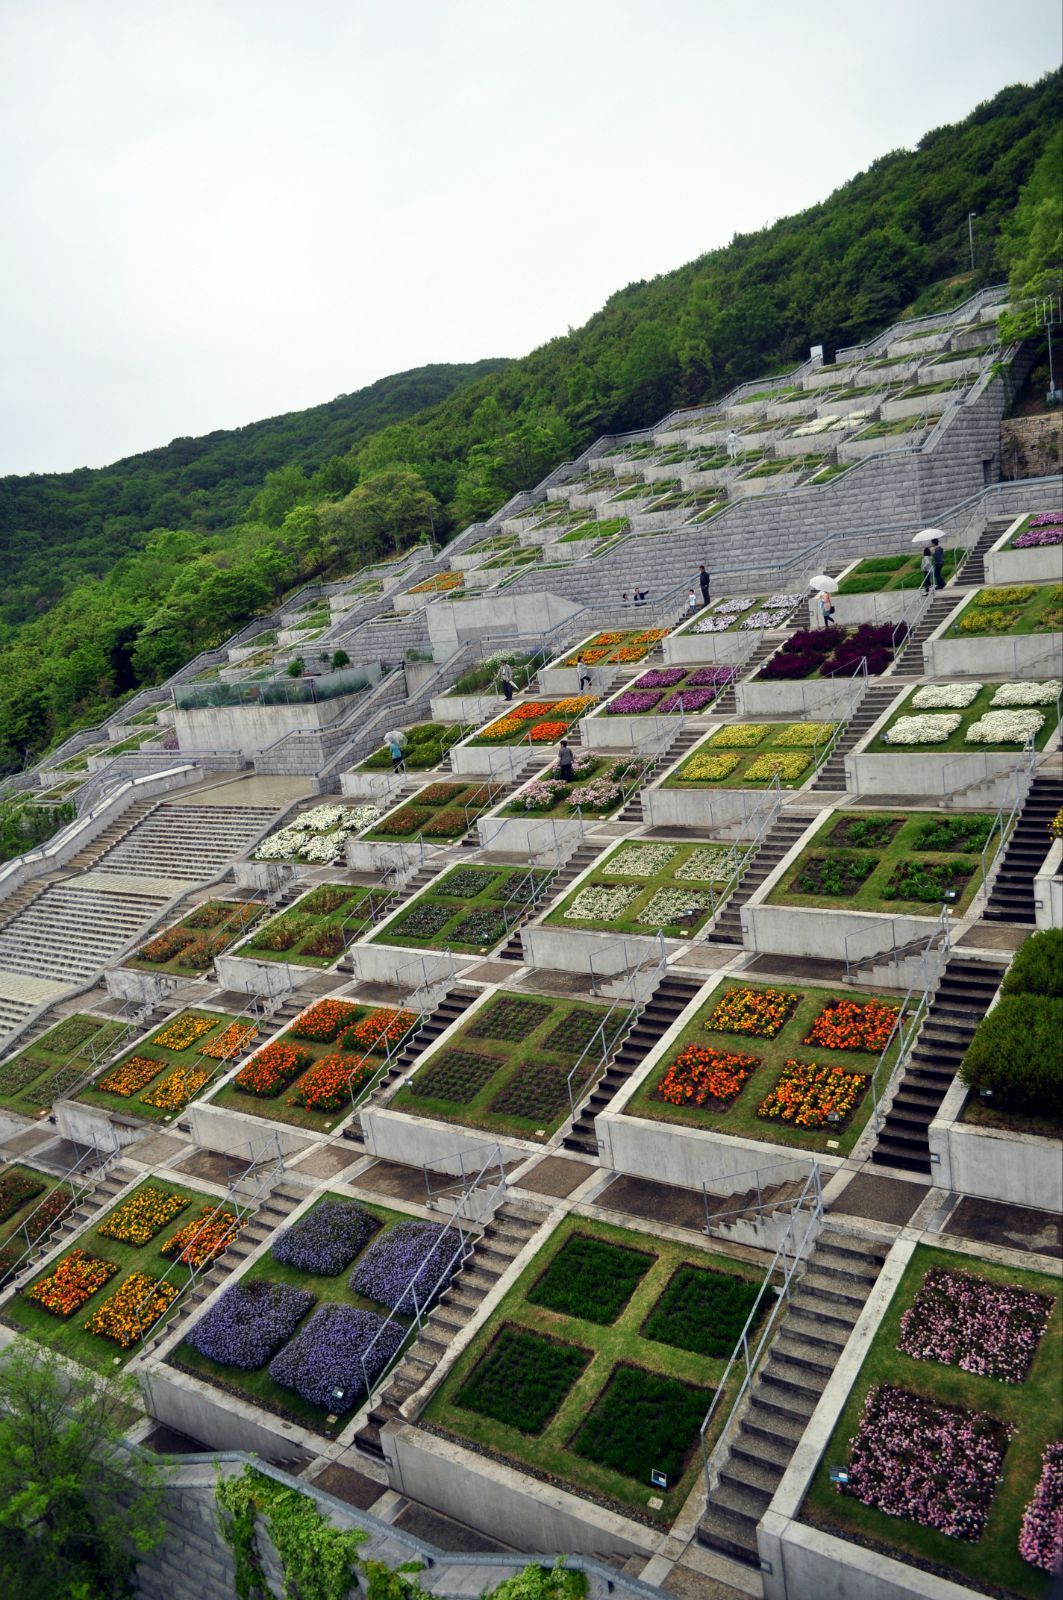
[642,1265,764,1358]
[457,1325,591,1434]
[527,1233,654,1325]
[570,1364,713,1482]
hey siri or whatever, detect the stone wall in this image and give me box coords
[1000,412,1063,480]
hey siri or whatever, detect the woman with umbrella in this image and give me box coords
[386,729,408,774]
[809,574,837,628]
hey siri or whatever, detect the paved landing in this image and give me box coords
[292,1143,362,1179]
[392,1500,513,1553]
[310,1461,386,1511]
[518,1155,596,1198]
[0,971,70,1003]
[168,776,311,806]
[944,1195,1062,1259]
[74,870,192,898]
[592,1172,707,1234]
[829,1171,927,1226]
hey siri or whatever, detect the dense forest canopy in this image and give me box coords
[0,70,1059,775]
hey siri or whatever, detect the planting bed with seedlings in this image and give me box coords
[372,864,552,953]
[364,780,503,842]
[767,809,998,916]
[78,1009,244,1122]
[680,593,806,636]
[253,804,380,864]
[757,624,903,680]
[622,980,901,1155]
[468,697,596,747]
[0,1014,130,1114]
[424,1213,766,1524]
[869,680,1061,752]
[208,999,418,1131]
[442,652,541,698]
[944,583,1062,639]
[837,550,966,593]
[2,1178,238,1370]
[0,1166,72,1283]
[503,752,650,820]
[598,666,735,717]
[242,883,379,966]
[391,991,626,1141]
[804,1243,1062,1599]
[665,721,838,788]
[545,839,735,938]
[127,899,266,975]
[359,722,464,770]
[174,1192,441,1434]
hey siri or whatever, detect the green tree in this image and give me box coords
[332,469,440,555]
[0,1341,164,1599]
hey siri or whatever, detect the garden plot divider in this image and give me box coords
[567,933,668,1119]
[700,1163,824,1493]
[3,1126,122,1290]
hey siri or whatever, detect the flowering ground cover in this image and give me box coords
[0,1012,131,1112]
[560,628,668,667]
[0,1179,72,1286]
[598,666,734,717]
[502,753,648,820]
[897,1266,1055,1383]
[545,836,735,938]
[426,1214,758,1523]
[98,1186,188,1245]
[79,1009,241,1122]
[870,680,1061,753]
[665,721,838,789]
[253,803,380,864]
[242,883,374,967]
[86,1271,179,1348]
[127,899,265,975]
[469,696,596,746]
[837,548,966,593]
[371,863,551,953]
[769,809,997,916]
[805,1243,1062,1598]
[186,1280,316,1370]
[945,582,1062,639]
[624,979,900,1154]
[272,1199,380,1274]
[1019,1443,1063,1575]
[758,623,904,681]
[393,990,624,1140]
[680,594,804,635]
[363,780,502,843]
[350,1219,458,1312]
[1009,511,1063,551]
[0,1167,46,1224]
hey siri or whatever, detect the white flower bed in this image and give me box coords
[640,887,711,926]
[912,682,982,709]
[607,842,678,878]
[883,714,962,745]
[741,609,790,631]
[793,417,835,437]
[763,593,804,610]
[965,709,1045,744]
[675,846,734,881]
[564,884,639,922]
[990,680,1061,708]
[712,597,748,614]
[253,804,380,862]
[694,616,731,633]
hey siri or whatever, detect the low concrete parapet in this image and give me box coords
[928,1075,1063,1212]
[1034,838,1062,930]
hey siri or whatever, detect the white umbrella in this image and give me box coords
[809,574,836,590]
[911,527,947,545]
[385,729,408,749]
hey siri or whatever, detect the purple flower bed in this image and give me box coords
[1014,525,1063,549]
[350,1219,458,1312]
[659,687,718,712]
[687,667,735,686]
[760,623,901,681]
[632,667,685,689]
[603,689,663,715]
[1029,512,1063,527]
[268,1303,404,1410]
[186,1280,315,1369]
[840,1384,1012,1542]
[1019,1441,1063,1574]
[272,1199,380,1276]
[898,1266,1054,1384]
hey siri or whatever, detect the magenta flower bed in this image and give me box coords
[349,1219,458,1312]
[187,1280,315,1369]
[1014,525,1062,549]
[632,668,685,689]
[659,687,718,712]
[759,623,901,681]
[686,667,734,686]
[603,689,664,715]
[268,1303,404,1410]
[841,1384,1012,1541]
[898,1266,1055,1384]
[1019,1441,1063,1574]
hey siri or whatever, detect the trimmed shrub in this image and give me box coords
[960,993,1063,1118]
[1001,929,1063,999]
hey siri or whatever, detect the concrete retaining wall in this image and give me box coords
[140,1367,318,1467]
[174,693,353,759]
[54,1097,146,1150]
[360,1105,532,1173]
[742,901,938,969]
[983,512,1063,586]
[519,923,662,978]
[662,628,761,665]
[345,942,463,998]
[188,1097,317,1158]
[476,813,585,860]
[928,1075,1063,1211]
[922,628,1063,680]
[104,967,180,1007]
[214,953,306,997]
[641,785,787,837]
[1035,838,1063,930]
[846,749,1021,805]
[597,1108,836,1193]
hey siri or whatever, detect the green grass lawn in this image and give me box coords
[803,1243,1062,1600]
[544,838,735,939]
[125,898,266,976]
[663,722,837,790]
[838,549,966,593]
[2,1177,222,1371]
[363,780,503,844]
[945,583,1062,639]
[391,991,624,1142]
[867,682,1062,754]
[0,1165,64,1265]
[371,863,552,955]
[0,1015,132,1115]
[423,1212,767,1525]
[766,810,999,917]
[853,415,933,442]
[77,1009,241,1124]
[744,455,825,479]
[622,979,902,1156]
[240,884,378,968]
[173,1192,412,1436]
[559,516,629,542]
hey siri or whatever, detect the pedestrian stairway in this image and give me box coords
[711,636,780,714]
[697,1226,889,1566]
[955,516,1013,588]
[870,953,1002,1174]
[342,984,481,1142]
[497,841,604,961]
[615,725,703,822]
[561,972,703,1155]
[93,801,278,882]
[706,813,813,945]
[0,881,171,985]
[983,774,1063,925]
[889,594,961,679]
[810,683,901,790]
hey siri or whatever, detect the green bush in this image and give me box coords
[1001,929,1063,999]
[960,993,1063,1118]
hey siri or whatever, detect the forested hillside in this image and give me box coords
[1,71,1059,775]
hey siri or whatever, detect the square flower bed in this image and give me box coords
[838,549,966,593]
[272,1199,380,1275]
[371,863,551,954]
[27,1249,119,1319]
[642,1265,764,1358]
[503,754,647,820]
[129,899,265,975]
[186,1280,316,1370]
[0,1168,45,1224]
[897,1267,1055,1383]
[681,594,802,635]
[86,1271,179,1348]
[945,583,1062,639]
[161,1206,242,1269]
[468,697,595,746]
[457,1325,591,1434]
[349,1219,457,1312]
[666,722,837,789]
[253,804,380,864]
[0,1014,129,1113]
[359,721,464,771]
[151,1015,216,1052]
[363,780,502,843]
[81,1009,239,1122]
[560,628,668,666]
[654,1044,759,1110]
[758,623,902,681]
[598,665,730,717]
[233,1042,314,1097]
[243,885,372,967]
[526,1234,653,1325]
[570,1363,713,1483]
[269,1303,406,1409]
[547,837,734,938]
[706,985,799,1038]
[1009,512,1063,551]
[98,1186,188,1245]
[871,681,1061,753]
[756,1057,869,1128]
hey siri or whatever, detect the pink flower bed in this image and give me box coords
[897,1266,1054,1384]
[686,667,735,686]
[840,1384,1012,1542]
[1014,525,1063,549]
[1019,1441,1063,1574]
[632,668,685,689]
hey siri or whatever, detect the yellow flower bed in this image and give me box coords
[682,752,741,781]
[706,724,770,748]
[98,1186,188,1245]
[86,1271,178,1347]
[774,722,833,748]
[744,752,811,781]
[141,1066,210,1112]
[151,1015,216,1052]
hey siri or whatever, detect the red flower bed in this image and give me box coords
[289,999,362,1042]
[655,1044,759,1109]
[288,1053,378,1112]
[27,1249,118,1318]
[233,1042,312,1097]
[802,998,900,1054]
[529,720,568,742]
[162,1206,242,1268]
[757,1058,868,1128]
[342,1008,417,1054]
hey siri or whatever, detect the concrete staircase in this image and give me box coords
[870,954,1002,1174]
[809,683,900,790]
[712,637,780,713]
[706,813,813,945]
[92,801,278,882]
[561,972,703,1155]
[615,726,704,823]
[342,984,481,1143]
[497,841,604,961]
[889,594,962,679]
[983,774,1063,925]
[62,798,160,871]
[955,517,1012,588]
[0,880,171,985]
[697,1226,889,1566]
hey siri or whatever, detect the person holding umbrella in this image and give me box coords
[809,574,837,628]
[386,729,408,774]
[931,538,946,589]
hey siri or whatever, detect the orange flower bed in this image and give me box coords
[86,1271,178,1347]
[550,696,596,716]
[607,645,649,663]
[98,1186,187,1245]
[289,999,362,1042]
[801,998,900,1054]
[706,986,799,1039]
[757,1058,868,1128]
[344,1007,417,1053]
[201,1022,258,1060]
[97,1055,165,1097]
[162,1206,242,1268]
[234,1042,313,1097]
[529,720,568,742]
[141,1065,210,1112]
[477,715,525,741]
[151,1015,217,1052]
[287,1053,377,1112]
[655,1044,760,1109]
[27,1249,118,1318]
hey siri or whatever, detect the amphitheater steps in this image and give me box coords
[91,802,278,881]
[706,813,813,945]
[0,882,171,985]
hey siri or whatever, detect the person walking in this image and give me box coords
[698,565,711,607]
[727,429,740,463]
[921,546,934,593]
[818,589,835,628]
[388,736,406,775]
[687,587,698,617]
[558,739,575,782]
[576,653,592,692]
[500,660,514,701]
[931,538,946,589]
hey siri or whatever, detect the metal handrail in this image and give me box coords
[702,1157,820,1232]
[699,776,783,932]
[975,733,1039,911]
[566,932,668,1118]
[2,1128,122,1288]
[843,901,953,984]
[867,933,943,1132]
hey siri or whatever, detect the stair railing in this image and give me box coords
[890,578,933,659]
[699,776,783,933]
[975,732,1039,911]
[566,932,668,1120]
[422,1139,506,1213]
[699,1162,824,1495]
[701,1157,819,1233]
[843,900,952,985]
[2,1127,122,1289]
[867,931,946,1132]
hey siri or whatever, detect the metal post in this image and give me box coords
[967,212,976,277]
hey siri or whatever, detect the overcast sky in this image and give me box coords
[0,0,1059,477]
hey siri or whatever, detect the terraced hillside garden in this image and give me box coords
[623,980,901,1154]
[945,584,1062,639]
[469,697,596,746]
[372,864,552,954]
[424,1213,767,1523]
[360,721,464,770]
[680,592,806,635]
[253,804,379,863]
[0,1165,72,1283]
[768,810,998,916]
[241,883,383,966]
[391,991,627,1141]
[208,999,419,1130]
[127,898,265,975]
[503,753,650,819]
[441,651,542,699]
[78,1009,247,1121]
[837,549,967,592]
[3,1177,240,1371]
[363,780,502,842]
[665,721,839,788]
[758,623,904,680]
[805,1243,1062,1599]
[870,680,1061,752]
[545,840,738,938]
[0,1013,131,1114]
[598,665,735,716]
[175,1193,433,1433]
